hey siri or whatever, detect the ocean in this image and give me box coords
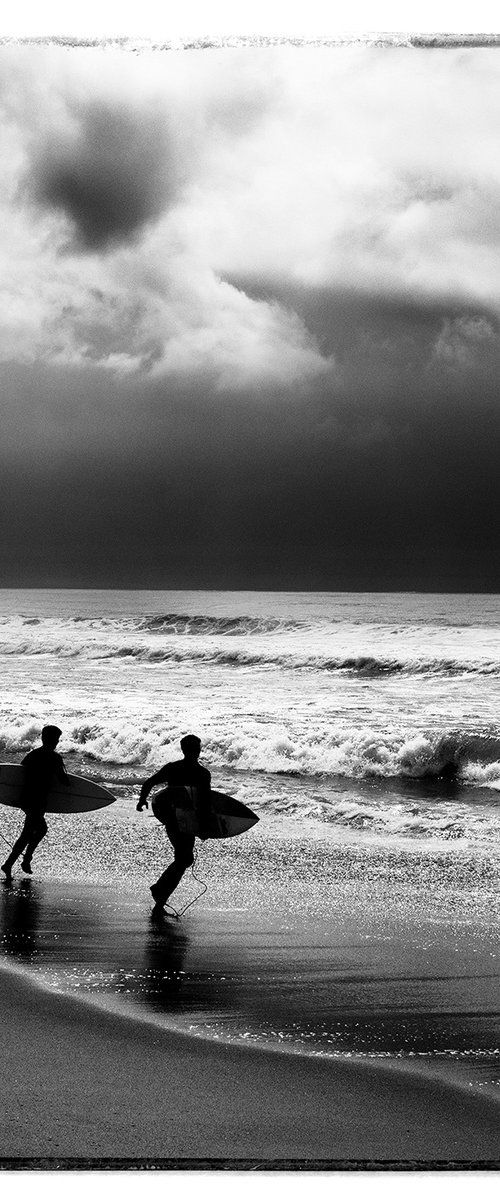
[1,588,500,805]
[1,589,500,1096]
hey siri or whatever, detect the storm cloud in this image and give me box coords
[1,44,500,588]
[27,99,176,251]
[0,352,499,590]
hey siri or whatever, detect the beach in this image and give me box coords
[0,902,499,1169]
[0,589,500,1166]
[0,817,500,1167]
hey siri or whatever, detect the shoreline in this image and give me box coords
[1,832,500,1085]
[3,949,500,1116]
[0,959,499,1168]
[1,783,500,1167]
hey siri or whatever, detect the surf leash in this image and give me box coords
[163,843,208,919]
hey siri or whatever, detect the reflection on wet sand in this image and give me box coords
[0,878,239,1025]
[144,914,190,1001]
[1,879,40,961]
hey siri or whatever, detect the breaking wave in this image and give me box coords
[138,614,306,635]
[0,608,498,679]
[8,613,307,636]
[0,719,499,788]
[0,636,499,677]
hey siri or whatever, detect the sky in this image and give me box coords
[1,39,500,589]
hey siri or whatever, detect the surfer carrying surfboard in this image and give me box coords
[1,725,70,881]
[137,734,212,912]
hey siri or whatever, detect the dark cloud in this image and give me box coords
[1,358,500,590]
[3,46,500,590]
[26,98,176,251]
[225,276,500,381]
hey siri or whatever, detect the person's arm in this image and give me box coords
[136,765,170,812]
[195,770,212,839]
[57,755,71,786]
[20,754,33,802]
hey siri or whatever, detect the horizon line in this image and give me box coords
[1,585,500,596]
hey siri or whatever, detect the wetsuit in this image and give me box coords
[148,758,211,905]
[4,746,68,871]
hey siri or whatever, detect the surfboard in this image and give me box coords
[151,786,259,840]
[0,763,117,814]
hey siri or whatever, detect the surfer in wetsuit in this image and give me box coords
[1,725,69,881]
[137,734,211,912]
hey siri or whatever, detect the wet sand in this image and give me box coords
[0,868,499,1167]
[0,960,499,1167]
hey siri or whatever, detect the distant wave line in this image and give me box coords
[9,613,311,635]
[0,638,499,677]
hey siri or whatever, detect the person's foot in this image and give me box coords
[21,859,33,875]
[150,883,164,904]
[1,863,12,882]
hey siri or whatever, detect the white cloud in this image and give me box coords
[149,271,333,390]
[180,48,500,306]
[0,198,332,385]
[0,46,337,388]
[1,44,500,390]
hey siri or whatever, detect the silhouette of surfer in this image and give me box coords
[137,734,211,913]
[1,725,69,881]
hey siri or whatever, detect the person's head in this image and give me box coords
[180,734,201,760]
[41,725,62,749]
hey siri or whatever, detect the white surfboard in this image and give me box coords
[0,763,117,814]
[152,786,259,840]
